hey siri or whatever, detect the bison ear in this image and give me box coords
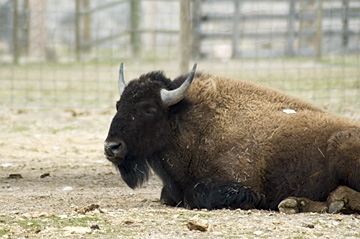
[118,62,127,97]
[160,63,197,107]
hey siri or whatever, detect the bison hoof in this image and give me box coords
[328,200,345,214]
[278,198,300,214]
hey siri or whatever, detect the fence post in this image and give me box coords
[192,0,201,59]
[24,0,30,56]
[28,0,48,61]
[285,0,296,56]
[315,0,323,60]
[232,0,241,58]
[179,0,191,75]
[12,0,19,64]
[342,0,349,48]
[83,0,91,52]
[75,0,81,61]
[130,0,141,57]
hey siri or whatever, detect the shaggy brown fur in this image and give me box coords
[105,71,360,213]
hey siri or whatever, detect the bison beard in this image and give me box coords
[117,156,150,189]
[118,154,185,205]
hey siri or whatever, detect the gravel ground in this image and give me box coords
[1,108,360,239]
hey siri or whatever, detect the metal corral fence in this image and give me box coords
[0,0,359,117]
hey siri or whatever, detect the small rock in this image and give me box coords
[122,217,143,225]
[332,221,339,226]
[1,163,13,168]
[99,208,108,213]
[40,173,50,178]
[64,226,91,234]
[8,174,22,179]
[187,216,212,232]
[124,218,135,225]
[75,204,100,214]
[63,186,73,191]
[314,224,324,230]
[32,212,48,218]
[303,223,315,229]
[90,225,100,230]
[334,215,343,221]
[22,213,31,219]
[254,230,263,236]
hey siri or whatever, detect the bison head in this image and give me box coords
[104,63,197,189]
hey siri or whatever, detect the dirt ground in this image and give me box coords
[1,107,360,239]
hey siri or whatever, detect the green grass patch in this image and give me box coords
[344,233,360,238]
[12,125,30,132]
[0,228,10,236]
[0,215,101,233]
[53,215,101,227]
[0,216,42,231]
[16,219,42,230]
[1,56,360,115]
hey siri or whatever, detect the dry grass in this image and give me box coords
[1,56,359,116]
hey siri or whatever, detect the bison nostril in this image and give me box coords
[104,140,127,158]
[110,142,121,151]
[104,142,121,152]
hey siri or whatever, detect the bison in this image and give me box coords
[104,63,360,213]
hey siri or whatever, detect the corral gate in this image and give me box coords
[192,0,360,59]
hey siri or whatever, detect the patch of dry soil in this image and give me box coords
[0,108,359,238]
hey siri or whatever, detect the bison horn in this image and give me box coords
[118,62,126,96]
[160,63,197,106]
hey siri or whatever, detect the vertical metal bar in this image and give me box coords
[75,0,81,61]
[232,0,240,58]
[285,0,296,56]
[83,0,91,52]
[342,0,349,48]
[179,0,191,75]
[316,0,323,60]
[130,0,141,57]
[191,0,201,59]
[298,1,304,49]
[24,0,30,56]
[12,0,19,64]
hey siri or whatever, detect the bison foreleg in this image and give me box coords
[327,186,360,214]
[160,187,183,207]
[183,179,265,210]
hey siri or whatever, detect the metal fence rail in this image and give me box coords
[0,0,359,118]
[194,0,360,58]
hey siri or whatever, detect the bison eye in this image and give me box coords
[142,106,157,117]
[137,102,159,119]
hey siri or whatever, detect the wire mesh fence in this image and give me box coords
[0,0,359,117]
